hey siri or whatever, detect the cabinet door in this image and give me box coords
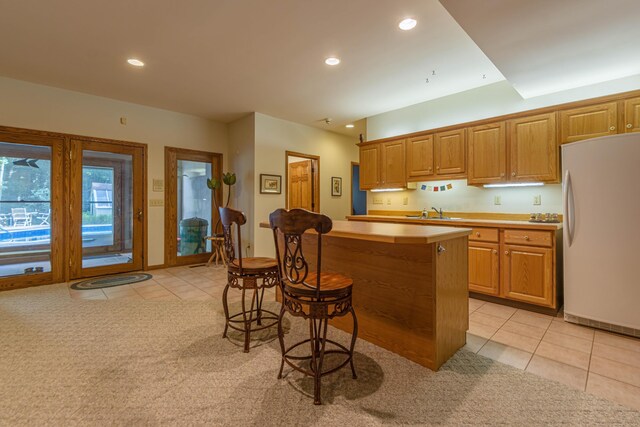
[559,102,618,144]
[624,97,640,133]
[467,122,506,184]
[435,129,466,176]
[468,242,500,296]
[381,139,406,187]
[359,144,380,190]
[405,135,434,181]
[508,113,558,182]
[502,244,554,307]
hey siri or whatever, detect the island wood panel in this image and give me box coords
[300,233,468,370]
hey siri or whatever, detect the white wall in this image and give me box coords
[0,76,228,266]
[365,75,640,214]
[228,113,256,257]
[252,113,359,257]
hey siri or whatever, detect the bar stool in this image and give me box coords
[219,207,279,352]
[269,208,357,405]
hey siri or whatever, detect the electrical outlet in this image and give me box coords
[373,195,383,205]
[533,195,542,205]
[149,199,164,207]
[386,198,391,205]
[402,197,408,205]
[494,195,501,205]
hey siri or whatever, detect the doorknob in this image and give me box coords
[137,209,143,221]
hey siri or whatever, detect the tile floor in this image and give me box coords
[66,265,640,412]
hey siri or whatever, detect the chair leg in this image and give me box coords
[313,318,329,405]
[349,306,358,379]
[277,304,286,379]
[241,285,257,353]
[255,287,264,326]
[222,284,231,338]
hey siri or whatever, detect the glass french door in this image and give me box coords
[69,138,144,279]
[0,132,65,289]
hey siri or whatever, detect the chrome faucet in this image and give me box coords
[431,207,444,219]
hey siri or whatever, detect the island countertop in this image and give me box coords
[260,219,472,244]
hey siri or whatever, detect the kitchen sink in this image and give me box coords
[404,215,461,220]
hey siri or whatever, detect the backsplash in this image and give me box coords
[366,179,562,215]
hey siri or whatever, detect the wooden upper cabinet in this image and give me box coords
[434,129,466,176]
[405,135,434,181]
[381,139,406,187]
[502,244,554,307]
[359,144,380,190]
[508,113,558,182]
[559,102,618,144]
[467,122,506,185]
[624,97,640,133]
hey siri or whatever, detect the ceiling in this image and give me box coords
[440,0,640,99]
[4,1,636,137]
[0,0,504,136]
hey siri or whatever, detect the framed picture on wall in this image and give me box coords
[331,176,342,196]
[260,174,282,194]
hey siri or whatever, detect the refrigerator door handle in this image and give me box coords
[563,170,575,247]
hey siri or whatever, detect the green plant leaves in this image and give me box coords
[206,177,221,190]
[222,172,236,186]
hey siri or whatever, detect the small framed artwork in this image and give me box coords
[331,176,342,196]
[260,174,282,194]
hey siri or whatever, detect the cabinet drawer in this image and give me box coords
[468,227,499,243]
[504,229,552,247]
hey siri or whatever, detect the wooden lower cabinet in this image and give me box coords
[501,244,554,307]
[468,242,500,296]
[468,226,560,310]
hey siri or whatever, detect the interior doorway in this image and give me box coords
[351,162,367,215]
[285,151,319,212]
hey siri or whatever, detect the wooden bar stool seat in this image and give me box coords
[270,208,358,405]
[220,207,279,352]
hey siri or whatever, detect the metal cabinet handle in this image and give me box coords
[504,250,509,255]
[436,165,440,169]
[476,232,481,237]
[437,244,446,254]
[609,126,616,131]
[500,173,505,177]
[511,172,516,177]
[493,250,498,255]
[524,235,529,240]
[627,124,633,129]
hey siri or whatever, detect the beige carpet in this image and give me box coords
[1,283,639,426]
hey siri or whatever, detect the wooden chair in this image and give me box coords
[219,207,279,352]
[269,208,357,405]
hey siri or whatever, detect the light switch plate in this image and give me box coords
[533,195,542,205]
[402,197,408,205]
[494,195,501,205]
[386,198,391,205]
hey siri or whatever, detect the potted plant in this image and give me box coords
[207,172,236,234]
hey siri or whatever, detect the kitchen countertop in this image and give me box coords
[346,215,563,230]
[260,219,472,244]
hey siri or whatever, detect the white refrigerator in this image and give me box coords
[562,133,640,336]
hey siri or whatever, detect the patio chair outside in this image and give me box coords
[37,209,51,226]
[11,208,31,227]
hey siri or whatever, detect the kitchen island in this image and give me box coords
[263,220,472,370]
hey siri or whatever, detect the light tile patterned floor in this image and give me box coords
[467,298,640,411]
[67,267,640,411]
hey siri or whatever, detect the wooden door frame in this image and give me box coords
[285,151,320,212]
[0,127,66,291]
[68,137,146,279]
[164,147,222,267]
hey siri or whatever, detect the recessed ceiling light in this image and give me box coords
[398,18,417,31]
[325,57,340,66]
[127,58,144,67]
[345,124,355,128]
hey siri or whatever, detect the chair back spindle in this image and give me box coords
[219,207,246,272]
